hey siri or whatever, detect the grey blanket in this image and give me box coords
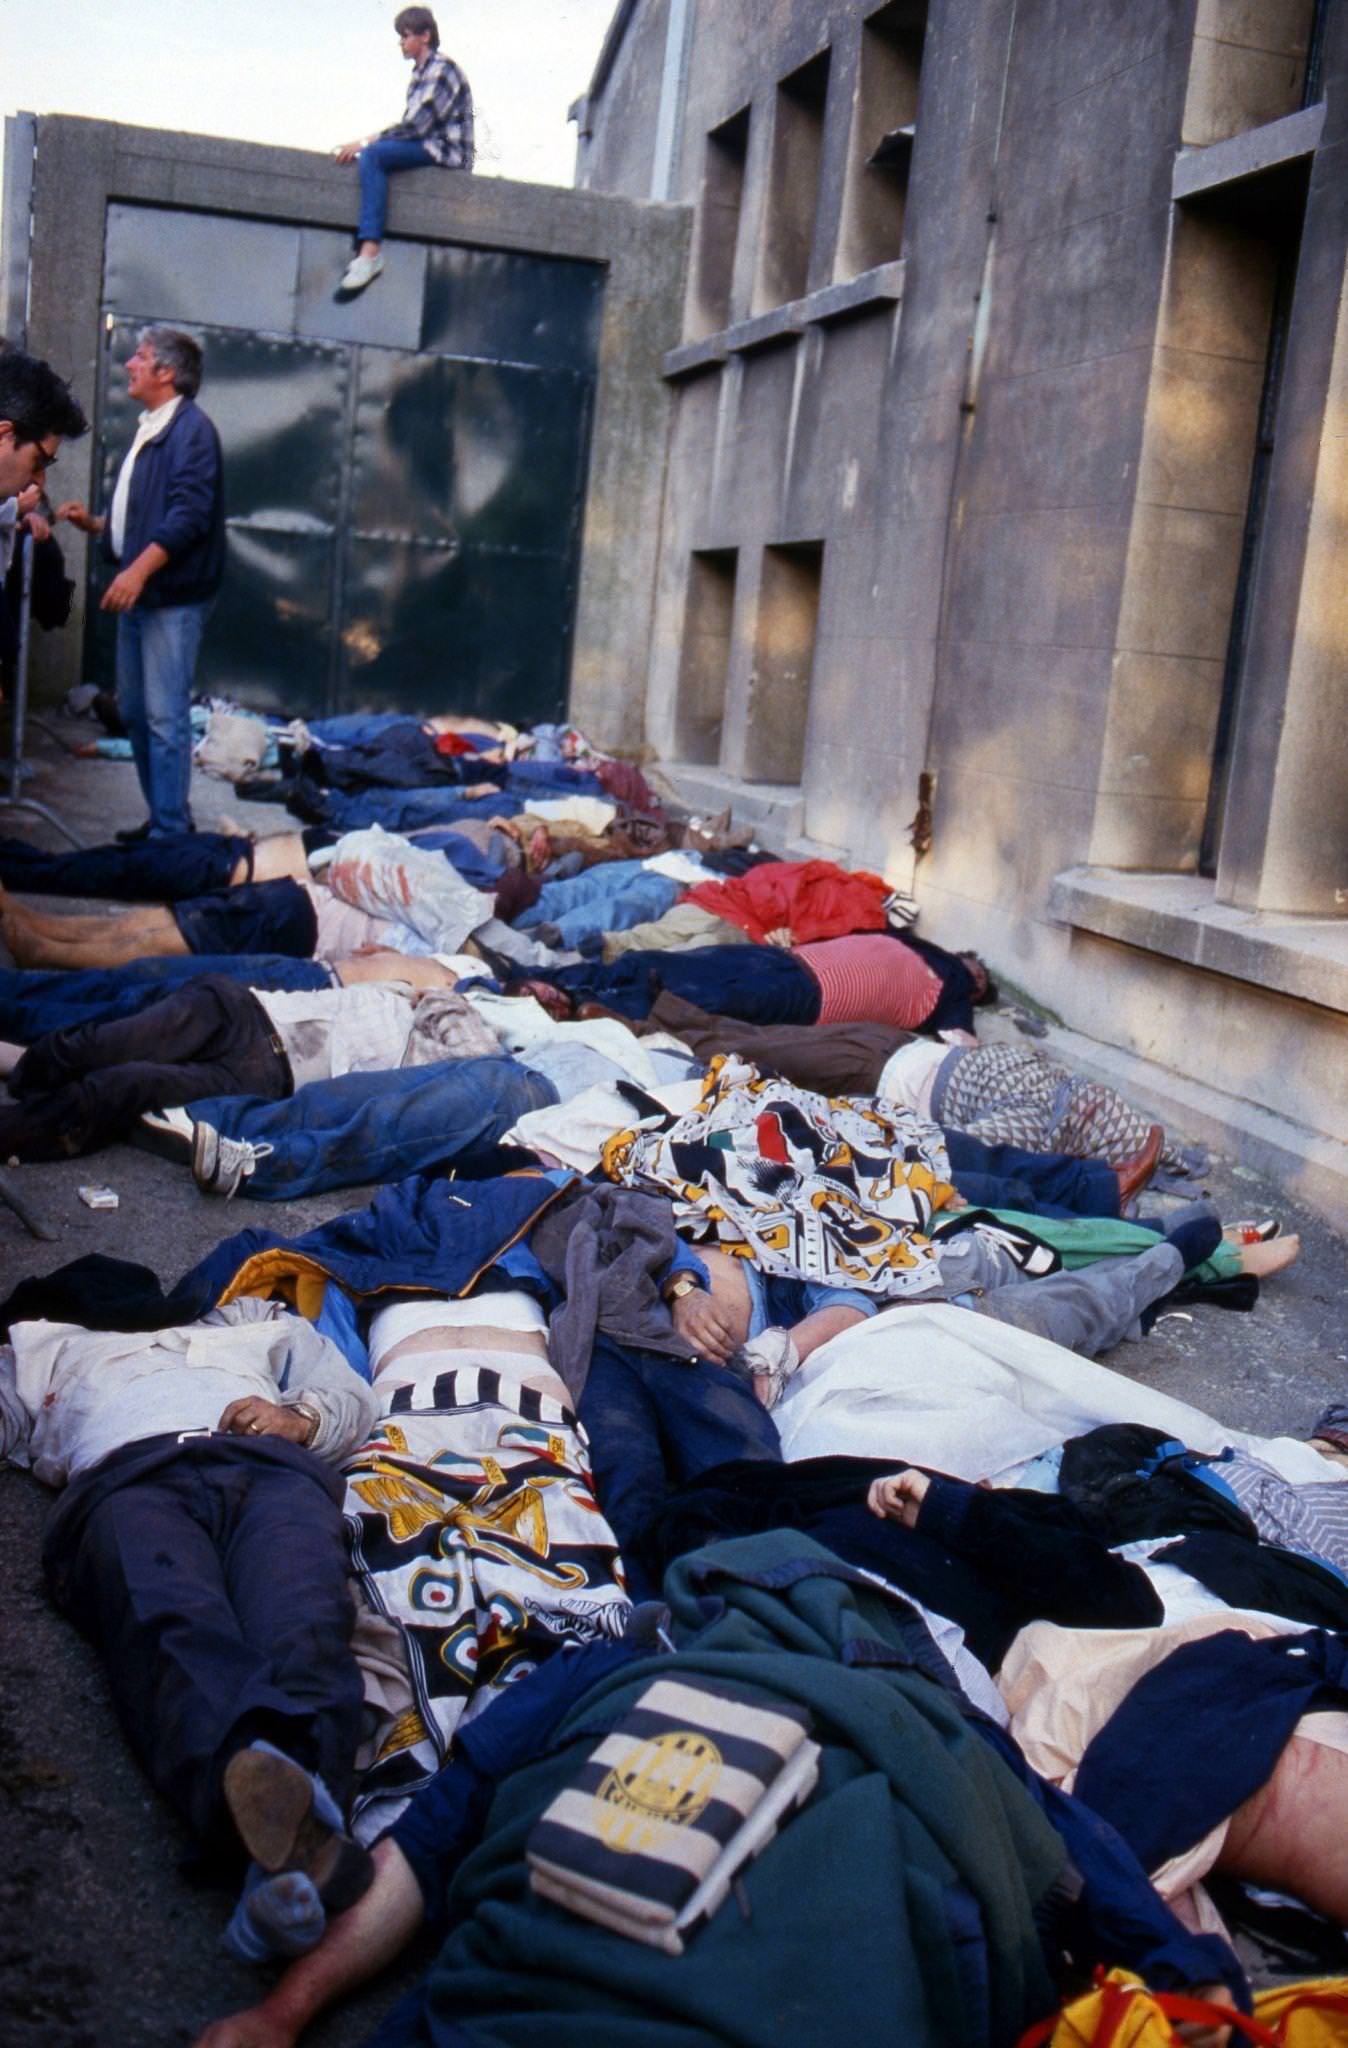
[529,1184,696,1401]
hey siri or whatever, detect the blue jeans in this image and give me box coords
[943,1132,1120,1219]
[187,1054,556,1200]
[302,786,525,833]
[503,761,606,797]
[305,712,411,746]
[356,137,434,243]
[0,957,330,1042]
[517,862,679,948]
[546,945,821,1024]
[116,600,213,836]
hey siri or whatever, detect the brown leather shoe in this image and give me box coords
[1114,1123,1164,1208]
[223,1746,373,1914]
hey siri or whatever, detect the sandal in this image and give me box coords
[1225,1218,1281,1245]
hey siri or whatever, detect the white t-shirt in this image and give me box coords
[249,982,420,1091]
[875,1039,950,1120]
[308,881,400,960]
[109,395,182,557]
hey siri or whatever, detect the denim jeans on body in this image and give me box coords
[2,975,289,1161]
[0,831,248,903]
[116,599,213,836]
[307,712,412,747]
[517,862,680,949]
[0,957,331,1043]
[186,1054,557,1200]
[356,137,435,242]
[301,786,525,834]
[943,1131,1120,1219]
[578,1334,782,1587]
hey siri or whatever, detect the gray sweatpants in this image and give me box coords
[934,1233,1183,1360]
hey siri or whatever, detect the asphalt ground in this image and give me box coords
[0,721,1344,2047]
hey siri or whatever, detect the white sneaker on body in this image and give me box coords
[192,1122,275,1199]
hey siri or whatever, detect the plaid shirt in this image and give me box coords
[382,49,474,169]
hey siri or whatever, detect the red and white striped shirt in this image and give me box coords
[794,933,942,1028]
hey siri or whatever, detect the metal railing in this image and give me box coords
[1,526,82,845]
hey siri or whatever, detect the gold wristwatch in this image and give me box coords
[664,1273,704,1303]
[293,1400,322,1446]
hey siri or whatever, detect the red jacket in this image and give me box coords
[684,860,890,944]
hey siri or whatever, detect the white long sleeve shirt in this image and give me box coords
[0,1299,377,1486]
[108,395,181,558]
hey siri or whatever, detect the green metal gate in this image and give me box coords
[87,202,604,722]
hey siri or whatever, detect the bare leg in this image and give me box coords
[193,1837,423,2048]
[0,894,132,943]
[1217,1734,1348,1922]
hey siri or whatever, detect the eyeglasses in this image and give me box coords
[29,441,59,475]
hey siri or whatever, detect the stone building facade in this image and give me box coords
[571,0,1348,1196]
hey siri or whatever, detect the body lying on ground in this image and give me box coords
[5,1161,1338,2045]
[0,1299,379,1962]
[0,825,565,975]
[193,1532,1248,2048]
[516,928,995,1035]
[0,969,500,1164]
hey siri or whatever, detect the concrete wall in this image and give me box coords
[579,0,1348,1165]
[574,0,673,196]
[4,115,689,749]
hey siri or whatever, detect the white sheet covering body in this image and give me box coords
[774,1301,1342,1487]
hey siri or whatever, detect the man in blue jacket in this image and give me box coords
[58,328,225,841]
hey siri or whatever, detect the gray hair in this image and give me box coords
[139,326,203,398]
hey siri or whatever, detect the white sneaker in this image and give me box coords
[192,1122,275,1199]
[339,252,384,294]
[136,1105,195,1160]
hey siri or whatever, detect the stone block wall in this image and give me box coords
[579,0,1348,1159]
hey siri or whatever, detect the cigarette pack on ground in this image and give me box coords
[77,1185,120,1211]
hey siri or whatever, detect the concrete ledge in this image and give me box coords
[1034,1017,1348,1235]
[1173,102,1325,203]
[1051,867,1348,1013]
[804,261,906,325]
[662,261,904,379]
[657,761,804,839]
[661,333,729,378]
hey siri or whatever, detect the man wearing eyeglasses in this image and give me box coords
[0,347,87,703]
[0,346,87,506]
[58,328,226,842]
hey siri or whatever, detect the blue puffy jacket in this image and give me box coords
[104,397,226,607]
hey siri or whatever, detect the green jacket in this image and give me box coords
[411,1533,1066,2048]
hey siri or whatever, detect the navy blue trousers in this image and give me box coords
[0,830,250,901]
[945,1131,1119,1219]
[45,1435,362,1860]
[545,945,821,1025]
[0,957,330,1043]
[578,1335,782,1594]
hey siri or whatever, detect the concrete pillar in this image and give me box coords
[1216,15,1348,914]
